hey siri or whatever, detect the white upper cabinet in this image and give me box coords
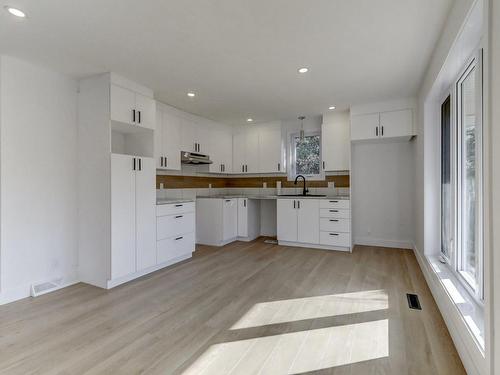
[350,113,380,141]
[209,126,233,173]
[110,76,156,130]
[350,99,415,142]
[322,111,350,171]
[155,104,181,170]
[233,122,283,174]
[180,118,210,154]
[379,109,413,138]
[258,122,283,173]
[233,126,259,173]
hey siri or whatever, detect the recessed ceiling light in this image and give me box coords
[187,92,195,98]
[298,67,309,74]
[246,118,253,122]
[5,6,26,18]
[329,106,336,110]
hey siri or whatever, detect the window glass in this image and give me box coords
[441,96,452,259]
[294,134,321,175]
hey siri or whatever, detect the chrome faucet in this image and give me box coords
[294,175,309,196]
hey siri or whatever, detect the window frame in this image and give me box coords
[439,50,484,304]
[287,130,324,181]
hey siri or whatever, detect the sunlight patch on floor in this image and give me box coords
[231,289,388,330]
[183,319,389,375]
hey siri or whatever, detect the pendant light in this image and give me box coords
[298,116,306,142]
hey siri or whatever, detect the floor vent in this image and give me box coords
[31,279,62,297]
[407,293,422,310]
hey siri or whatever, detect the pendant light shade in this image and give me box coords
[298,116,306,142]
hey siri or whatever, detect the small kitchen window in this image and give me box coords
[288,131,324,180]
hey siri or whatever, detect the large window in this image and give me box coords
[440,53,484,300]
[288,131,323,180]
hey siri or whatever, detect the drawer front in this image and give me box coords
[320,218,350,233]
[156,202,195,217]
[320,199,350,210]
[157,233,195,264]
[320,231,351,247]
[157,213,195,240]
[320,208,351,219]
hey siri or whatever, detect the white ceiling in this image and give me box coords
[0,0,453,124]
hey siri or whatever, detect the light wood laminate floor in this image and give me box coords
[0,240,465,374]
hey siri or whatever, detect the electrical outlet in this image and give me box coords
[263,182,267,188]
[328,181,335,189]
[208,183,212,189]
[159,183,164,189]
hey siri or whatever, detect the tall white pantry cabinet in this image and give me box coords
[78,73,158,289]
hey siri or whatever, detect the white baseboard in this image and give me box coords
[412,244,486,375]
[354,236,413,249]
[0,278,79,306]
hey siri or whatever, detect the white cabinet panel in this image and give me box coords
[297,199,319,244]
[135,157,156,271]
[157,212,195,240]
[379,109,413,138]
[156,202,195,216]
[259,123,282,173]
[319,209,351,219]
[111,84,135,125]
[210,128,233,173]
[233,130,247,173]
[277,199,298,242]
[320,218,350,233]
[111,154,136,279]
[350,113,379,141]
[157,233,195,264]
[246,127,260,173]
[237,198,248,237]
[154,107,164,169]
[181,118,197,152]
[162,111,181,170]
[233,126,260,173]
[222,199,238,241]
[319,199,350,210]
[322,116,350,171]
[320,232,351,247]
[135,93,156,130]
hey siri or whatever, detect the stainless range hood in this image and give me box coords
[181,151,213,164]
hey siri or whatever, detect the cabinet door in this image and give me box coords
[245,127,260,173]
[163,112,181,170]
[322,116,350,171]
[237,198,248,237]
[379,109,413,138]
[222,199,238,241]
[154,107,164,169]
[111,154,136,279]
[277,199,298,242]
[297,199,319,244]
[259,123,282,173]
[135,93,156,130]
[181,118,197,152]
[233,130,247,173]
[135,157,157,271]
[209,128,233,173]
[350,113,380,141]
[110,84,135,125]
[195,122,210,154]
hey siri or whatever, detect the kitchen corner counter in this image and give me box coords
[156,198,196,205]
[196,195,350,200]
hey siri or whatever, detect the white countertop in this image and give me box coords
[196,195,350,200]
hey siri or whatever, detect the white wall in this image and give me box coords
[351,141,415,249]
[0,56,78,304]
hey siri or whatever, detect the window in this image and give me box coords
[288,131,323,180]
[439,52,484,300]
[441,95,452,260]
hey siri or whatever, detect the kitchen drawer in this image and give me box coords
[157,232,194,264]
[320,208,351,219]
[320,218,350,233]
[320,199,350,210]
[320,231,351,247]
[156,202,195,217]
[157,212,195,240]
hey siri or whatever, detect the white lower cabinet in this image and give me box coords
[278,198,351,251]
[196,198,239,246]
[237,198,261,241]
[111,154,156,281]
[156,202,195,264]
